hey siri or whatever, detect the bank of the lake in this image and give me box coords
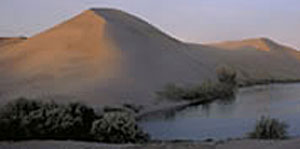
[137,80,300,121]
[139,82,300,141]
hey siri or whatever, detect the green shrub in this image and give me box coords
[192,80,218,100]
[215,83,236,98]
[157,66,237,102]
[0,98,150,143]
[0,98,96,141]
[157,80,236,102]
[216,66,237,86]
[23,102,96,140]
[91,111,149,143]
[0,98,43,140]
[156,83,187,101]
[248,116,289,140]
[0,97,42,118]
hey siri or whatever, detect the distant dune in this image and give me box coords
[0,37,26,48]
[208,38,276,51]
[0,8,300,106]
[188,37,300,83]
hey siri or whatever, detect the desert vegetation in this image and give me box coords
[91,111,149,143]
[248,116,289,140]
[0,98,149,143]
[156,66,237,103]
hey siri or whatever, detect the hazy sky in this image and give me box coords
[1,0,300,49]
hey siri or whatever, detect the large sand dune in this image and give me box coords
[1,8,300,106]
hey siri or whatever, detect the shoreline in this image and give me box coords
[137,79,300,121]
[238,79,300,88]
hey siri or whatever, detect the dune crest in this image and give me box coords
[1,8,300,106]
[208,37,280,51]
[6,10,121,77]
[0,10,124,103]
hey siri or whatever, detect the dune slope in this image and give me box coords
[1,8,300,106]
[188,38,300,82]
[0,9,209,105]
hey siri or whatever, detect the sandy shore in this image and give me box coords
[1,139,300,149]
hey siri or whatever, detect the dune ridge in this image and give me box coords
[0,8,300,106]
[207,37,282,51]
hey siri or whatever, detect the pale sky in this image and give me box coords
[1,0,300,49]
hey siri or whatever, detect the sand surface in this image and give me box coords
[1,8,300,107]
[1,139,300,149]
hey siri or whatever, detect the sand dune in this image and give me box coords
[1,8,300,106]
[0,37,26,48]
[208,38,276,51]
[187,38,300,83]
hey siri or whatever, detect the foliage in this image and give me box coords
[91,111,150,143]
[0,98,43,140]
[157,79,237,102]
[0,98,149,143]
[248,116,289,140]
[216,66,237,86]
[0,98,96,140]
[156,83,187,101]
[156,66,237,102]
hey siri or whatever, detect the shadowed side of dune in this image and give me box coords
[186,38,300,83]
[0,9,212,105]
[0,8,300,106]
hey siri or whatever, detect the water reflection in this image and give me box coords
[141,95,236,121]
[140,83,300,140]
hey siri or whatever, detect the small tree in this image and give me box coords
[248,116,289,139]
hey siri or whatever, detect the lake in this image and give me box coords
[140,83,300,140]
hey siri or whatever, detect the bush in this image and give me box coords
[0,98,97,141]
[248,116,289,139]
[216,66,237,86]
[156,83,187,101]
[157,80,236,102]
[157,66,237,102]
[191,80,218,100]
[0,98,150,143]
[91,111,150,143]
[23,102,96,140]
[215,83,236,98]
[0,98,43,140]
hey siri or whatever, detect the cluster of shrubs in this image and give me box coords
[156,66,237,102]
[0,98,149,143]
[91,112,149,143]
[248,116,289,140]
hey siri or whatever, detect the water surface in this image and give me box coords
[140,83,300,140]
